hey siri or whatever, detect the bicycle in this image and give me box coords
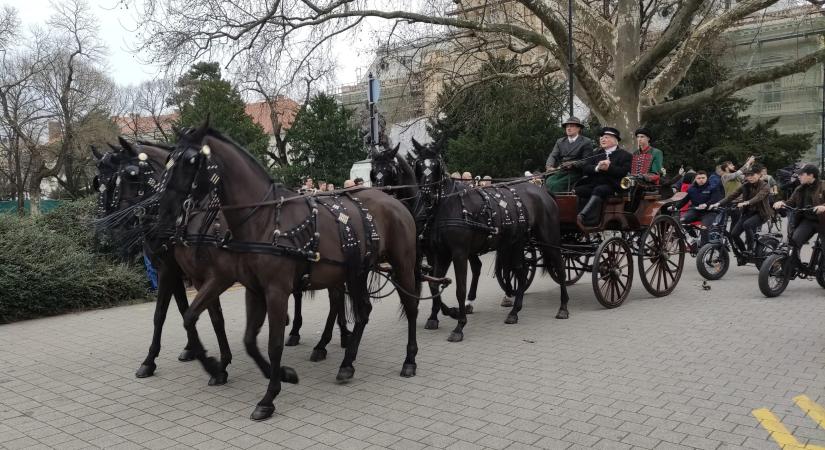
[695,206,780,280]
[758,207,825,297]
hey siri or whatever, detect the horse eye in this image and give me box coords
[189,156,197,164]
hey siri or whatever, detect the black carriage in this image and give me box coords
[496,182,686,308]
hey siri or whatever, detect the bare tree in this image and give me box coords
[121,0,825,138]
[115,78,174,142]
[235,52,333,167]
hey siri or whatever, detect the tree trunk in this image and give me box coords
[28,179,41,217]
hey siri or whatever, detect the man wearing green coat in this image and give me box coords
[545,117,594,193]
[630,128,664,183]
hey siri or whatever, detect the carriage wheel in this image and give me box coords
[549,253,589,286]
[638,215,685,297]
[592,237,633,308]
[494,245,538,294]
[759,254,790,298]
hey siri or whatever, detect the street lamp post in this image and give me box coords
[567,0,574,117]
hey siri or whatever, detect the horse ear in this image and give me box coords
[388,142,400,158]
[172,124,182,137]
[411,138,423,151]
[107,143,120,152]
[91,145,103,160]
[200,114,211,132]
[118,136,137,156]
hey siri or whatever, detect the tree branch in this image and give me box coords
[643,0,781,104]
[641,47,825,120]
[630,0,706,82]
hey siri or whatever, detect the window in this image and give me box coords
[761,81,782,104]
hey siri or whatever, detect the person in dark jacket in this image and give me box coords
[671,170,724,246]
[545,116,595,193]
[574,127,633,226]
[773,164,825,250]
[711,164,773,254]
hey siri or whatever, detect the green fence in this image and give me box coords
[0,199,63,214]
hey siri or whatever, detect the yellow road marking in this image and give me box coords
[795,395,825,430]
[753,399,825,450]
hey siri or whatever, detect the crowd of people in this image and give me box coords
[297,177,365,194]
[542,116,825,258]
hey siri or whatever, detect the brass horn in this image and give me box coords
[620,176,636,190]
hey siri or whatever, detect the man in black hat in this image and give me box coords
[545,116,594,193]
[574,127,633,226]
[773,164,825,252]
[711,163,773,258]
[630,128,663,183]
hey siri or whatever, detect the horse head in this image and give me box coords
[410,138,447,201]
[370,143,401,187]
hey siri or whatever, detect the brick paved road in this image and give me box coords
[2,254,825,449]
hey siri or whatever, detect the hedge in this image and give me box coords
[0,198,148,323]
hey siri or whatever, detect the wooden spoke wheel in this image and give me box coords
[638,215,685,297]
[592,237,634,309]
[549,253,589,286]
[495,245,538,294]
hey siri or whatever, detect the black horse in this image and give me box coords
[94,139,349,383]
[145,124,421,420]
[409,139,569,342]
[369,144,485,318]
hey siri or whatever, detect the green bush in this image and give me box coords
[0,202,148,323]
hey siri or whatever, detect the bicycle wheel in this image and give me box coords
[696,243,729,280]
[758,254,790,298]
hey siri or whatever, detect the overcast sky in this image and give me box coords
[4,0,372,89]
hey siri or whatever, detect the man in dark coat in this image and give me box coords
[773,164,825,250]
[670,170,724,246]
[574,127,633,226]
[711,163,773,255]
[545,116,594,193]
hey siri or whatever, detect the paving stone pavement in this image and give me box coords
[2,253,825,450]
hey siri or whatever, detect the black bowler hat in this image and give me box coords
[562,116,584,128]
[598,127,621,141]
[634,127,653,140]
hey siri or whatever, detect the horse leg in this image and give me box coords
[336,281,372,382]
[424,256,447,330]
[243,288,272,379]
[447,253,469,342]
[180,279,235,384]
[167,271,201,362]
[310,289,342,362]
[466,254,482,314]
[548,246,570,320]
[505,254,528,324]
[135,268,184,378]
[205,299,231,386]
[394,265,419,377]
[286,290,302,347]
[250,287,298,421]
[335,291,352,348]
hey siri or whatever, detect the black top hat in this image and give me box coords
[598,127,621,141]
[562,116,584,128]
[634,127,653,141]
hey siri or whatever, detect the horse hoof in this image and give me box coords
[424,319,439,330]
[340,334,351,348]
[309,349,327,362]
[250,405,275,421]
[208,371,229,386]
[447,331,463,342]
[336,366,355,382]
[465,304,474,314]
[400,363,417,378]
[280,366,299,384]
[501,296,514,307]
[178,348,198,361]
[285,335,300,347]
[135,363,156,378]
[505,314,518,324]
[555,310,569,320]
